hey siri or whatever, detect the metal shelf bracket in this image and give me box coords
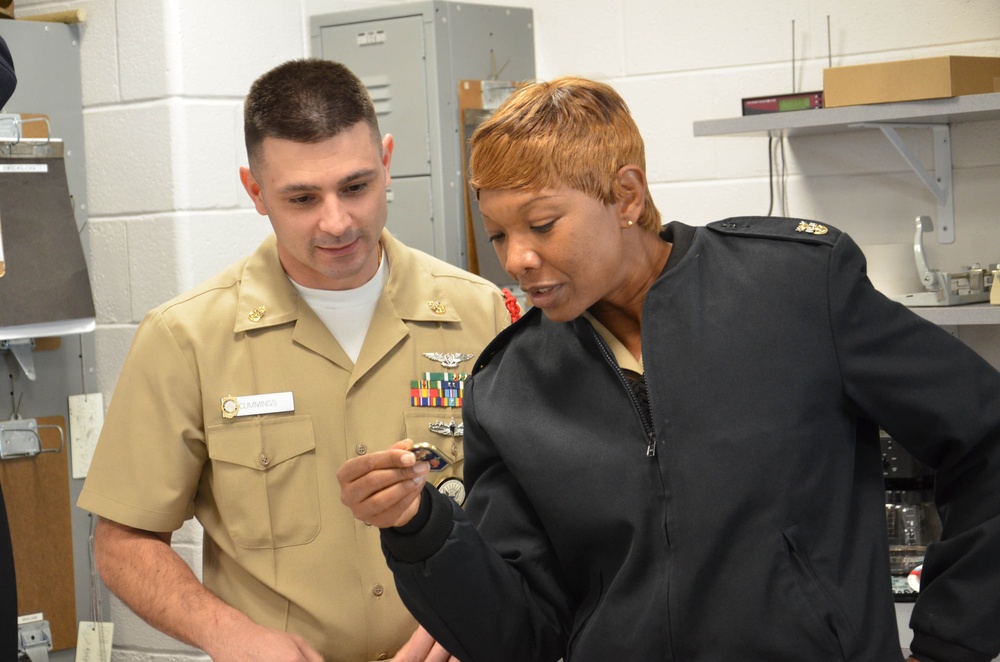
[851,122,954,244]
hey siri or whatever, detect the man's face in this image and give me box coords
[240,121,393,290]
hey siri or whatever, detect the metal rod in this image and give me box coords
[827,15,833,68]
[791,20,796,93]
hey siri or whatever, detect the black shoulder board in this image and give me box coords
[707,216,840,246]
[472,305,540,374]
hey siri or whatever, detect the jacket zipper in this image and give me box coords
[588,326,657,457]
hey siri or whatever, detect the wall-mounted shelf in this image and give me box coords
[693,93,1000,327]
[694,92,1000,245]
[692,92,1000,138]
[909,303,1000,326]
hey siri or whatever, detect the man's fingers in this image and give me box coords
[427,641,455,662]
[393,625,435,662]
[290,634,325,662]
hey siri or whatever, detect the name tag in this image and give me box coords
[220,392,294,419]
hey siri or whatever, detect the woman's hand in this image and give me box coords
[337,440,429,528]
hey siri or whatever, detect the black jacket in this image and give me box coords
[0,34,16,662]
[384,218,1000,662]
[0,34,15,107]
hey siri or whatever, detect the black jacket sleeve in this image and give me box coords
[1,38,20,659]
[381,374,570,662]
[828,233,1000,662]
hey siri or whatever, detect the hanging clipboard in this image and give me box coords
[0,415,76,652]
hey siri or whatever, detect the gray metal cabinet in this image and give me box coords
[311,1,535,269]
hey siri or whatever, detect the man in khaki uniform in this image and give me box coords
[77,59,512,662]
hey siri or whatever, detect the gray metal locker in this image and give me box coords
[311,1,535,270]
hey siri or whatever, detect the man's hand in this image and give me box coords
[94,518,325,661]
[206,614,324,662]
[337,440,430,528]
[393,625,459,662]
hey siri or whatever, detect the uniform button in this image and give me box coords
[258,454,270,467]
[372,584,384,597]
[376,654,389,660]
[356,444,367,455]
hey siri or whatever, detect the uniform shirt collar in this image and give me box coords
[583,311,643,374]
[379,229,462,323]
[232,229,464,334]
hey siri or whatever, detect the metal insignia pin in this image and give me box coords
[221,395,239,419]
[248,305,266,322]
[436,476,466,506]
[427,300,447,314]
[795,221,828,235]
[429,417,464,437]
[424,352,474,369]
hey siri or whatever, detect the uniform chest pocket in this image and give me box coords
[206,415,320,549]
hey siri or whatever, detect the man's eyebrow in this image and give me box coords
[277,182,321,195]
[338,167,378,186]
[275,168,379,196]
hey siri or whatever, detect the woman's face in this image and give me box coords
[479,185,631,322]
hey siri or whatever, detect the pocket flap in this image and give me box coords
[207,416,315,469]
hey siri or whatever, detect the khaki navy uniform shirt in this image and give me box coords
[78,229,511,661]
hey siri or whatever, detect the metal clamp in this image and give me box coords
[18,619,52,662]
[0,114,52,146]
[0,418,65,460]
[891,215,992,307]
[0,338,37,381]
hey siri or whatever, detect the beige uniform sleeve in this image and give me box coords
[78,311,207,532]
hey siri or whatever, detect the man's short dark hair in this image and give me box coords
[243,58,380,170]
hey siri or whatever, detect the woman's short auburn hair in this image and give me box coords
[469,76,662,232]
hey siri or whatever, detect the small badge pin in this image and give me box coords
[427,300,447,314]
[248,305,266,322]
[424,352,474,369]
[794,221,828,235]
[436,476,466,506]
[429,417,464,437]
[221,395,240,419]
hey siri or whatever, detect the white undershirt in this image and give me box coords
[291,253,389,363]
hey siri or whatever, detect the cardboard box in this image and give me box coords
[823,56,1000,108]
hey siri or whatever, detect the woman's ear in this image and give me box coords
[615,164,646,227]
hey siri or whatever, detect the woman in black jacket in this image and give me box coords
[338,76,1000,662]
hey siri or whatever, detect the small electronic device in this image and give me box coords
[410,442,453,471]
[741,90,824,115]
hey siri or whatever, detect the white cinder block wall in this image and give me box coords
[14,0,1000,659]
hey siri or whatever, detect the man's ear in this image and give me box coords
[381,133,394,187]
[616,164,646,227]
[240,166,268,216]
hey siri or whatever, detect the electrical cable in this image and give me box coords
[767,134,775,216]
[88,514,109,659]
